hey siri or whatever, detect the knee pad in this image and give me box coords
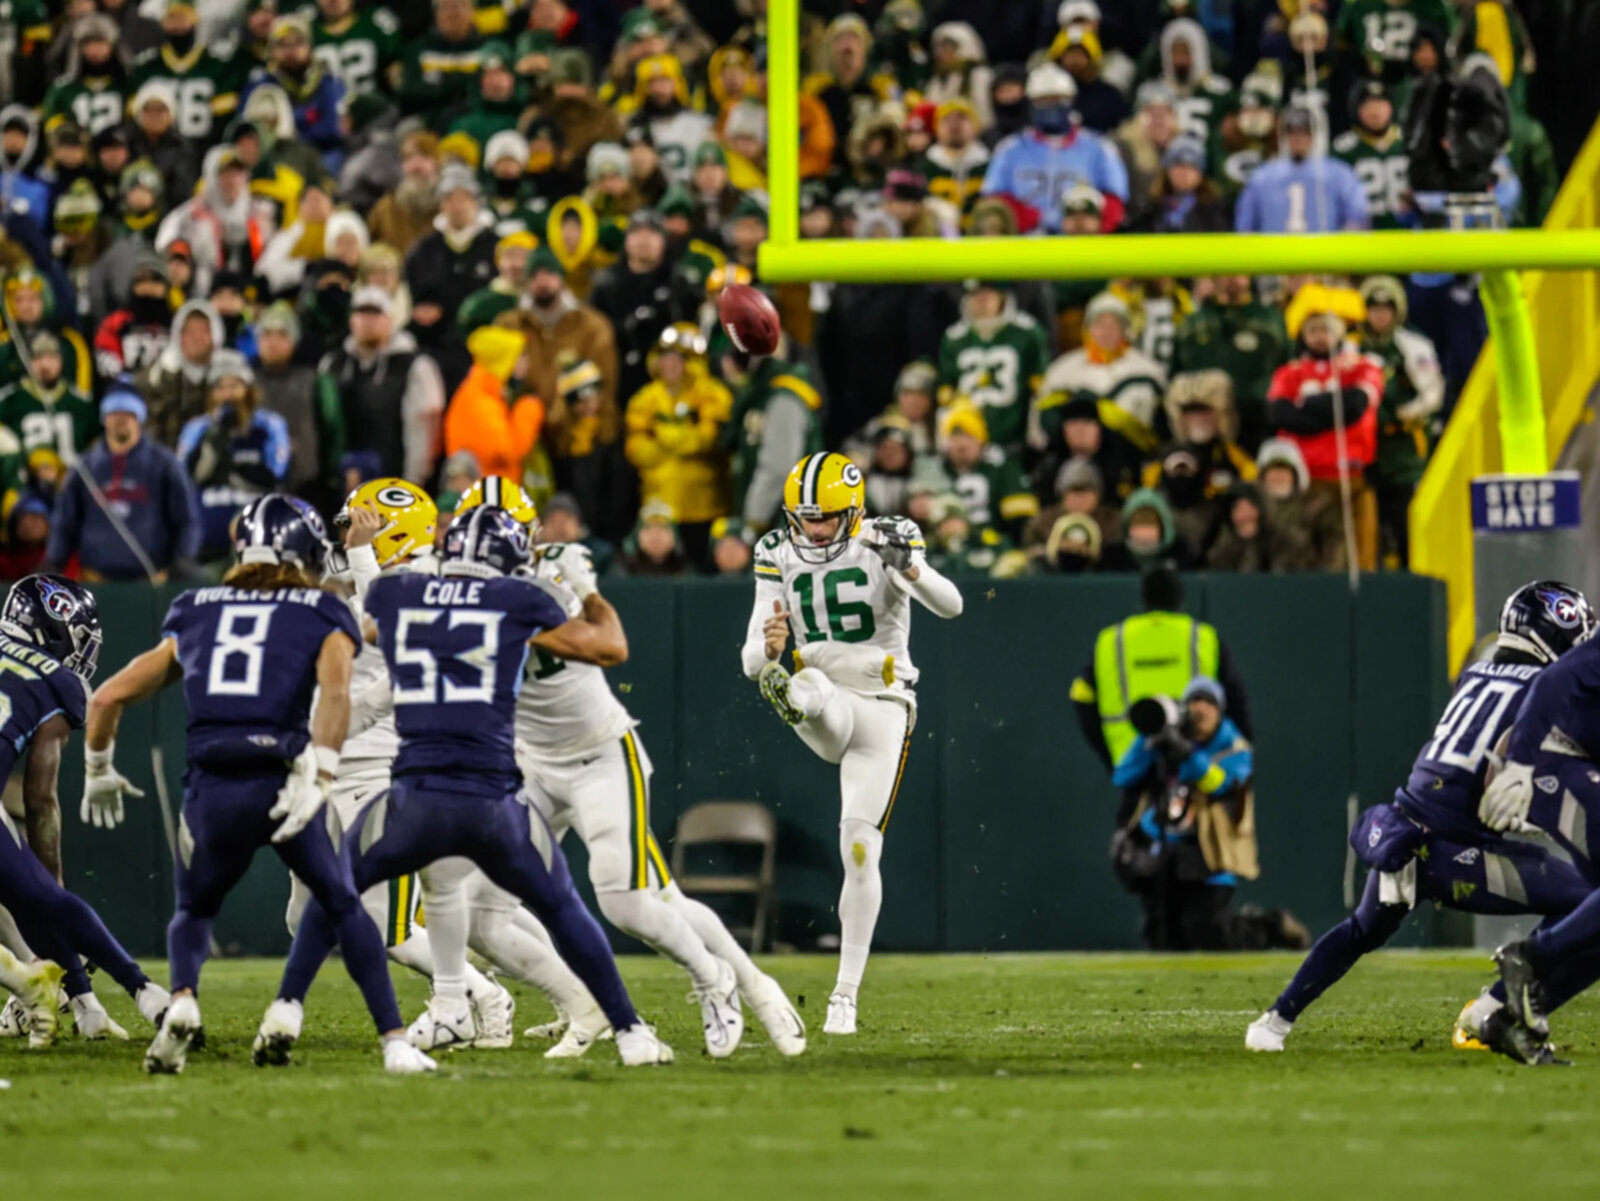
[789,667,835,719]
[839,819,883,878]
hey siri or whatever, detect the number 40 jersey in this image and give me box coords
[745,529,924,705]
[1395,657,1543,842]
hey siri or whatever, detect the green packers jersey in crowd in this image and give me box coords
[1332,127,1409,229]
[42,75,128,136]
[395,31,484,120]
[1173,79,1236,147]
[936,311,1048,451]
[314,7,402,97]
[129,41,247,142]
[940,450,1039,543]
[1336,0,1455,83]
[0,380,98,463]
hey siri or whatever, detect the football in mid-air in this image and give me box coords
[718,283,781,356]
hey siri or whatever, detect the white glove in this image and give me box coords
[540,543,598,599]
[81,745,144,829]
[269,748,333,844]
[1480,760,1535,832]
[863,516,924,573]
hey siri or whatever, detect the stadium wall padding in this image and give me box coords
[59,574,1450,958]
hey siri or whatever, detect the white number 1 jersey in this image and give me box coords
[742,529,931,703]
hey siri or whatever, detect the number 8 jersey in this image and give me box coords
[162,585,361,769]
[745,528,923,705]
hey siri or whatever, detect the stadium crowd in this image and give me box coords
[0,0,1580,584]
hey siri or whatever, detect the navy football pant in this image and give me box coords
[0,812,150,999]
[1519,761,1600,1009]
[171,768,402,1033]
[1274,831,1591,1022]
[280,776,639,1033]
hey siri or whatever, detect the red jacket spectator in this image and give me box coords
[1266,346,1384,481]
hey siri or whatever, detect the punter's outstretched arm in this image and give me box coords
[892,558,963,618]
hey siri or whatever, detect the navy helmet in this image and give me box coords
[441,504,530,578]
[1499,580,1595,664]
[0,574,103,680]
[233,494,332,575]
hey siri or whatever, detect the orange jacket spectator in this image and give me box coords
[445,327,544,480]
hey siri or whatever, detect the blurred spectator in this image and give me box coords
[549,356,632,544]
[93,257,173,383]
[1404,50,1510,199]
[210,270,254,354]
[626,54,713,184]
[0,331,97,463]
[405,166,498,337]
[138,297,221,448]
[1337,0,1454,87]
[394,0,484,121]
[720,350,821,534]
[924,23,994,131]
[126,82,196,208]
[623,323,731,565]
[87,159,165,325]
[434,449,481,514]
[589,208,693,402]
[447,40,524,151]
[0,270,92,393]
[1215,71,1281,200]
[1042,292,1168,441]
[444,325,543,482]
[1171,275,1290,454]
[1102,486,1194,573]
[618,499,687,576]
[710,514,751,576]
[42,15,129,139]
[518,247,618,429]
[921,494,1023,579]
[45,387,198,581]
[0,450,60,579]
[1358,275,1443,568]
[368,132,442,257]
[458,231,536,334]
[1333,80,1409,230]
[927,401,1038,544]
[254,302,340,506]
[1236,106,1368,233]
[176,350,290,562]
[315,285,443,485]
[535,49,624,179]
[1255,436,1345,573]
[1129,136,1230,233]
[1155,18,1235,145]
[1050,24,1127,134]
[242,15,346,166]
[981,64,1129,232]
[1114,82,1184,210]
[862,418,916,517]
[1030,456,1121,551]
[1033,390,1153,506]
[1267,286,1383,568]
[1143,369,1254,548]
[936,280,1047,455]
[1056,0,1136,95]
[983,63,1029,150]
[1206,482,1273,574]
[919,99,990,221]
[155,147,256,295]
[808,14,893,172]
[881,169,960,238]
[1040,511,1104,575]
[538,489,614,573]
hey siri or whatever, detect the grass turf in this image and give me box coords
[4,951,1600,1200]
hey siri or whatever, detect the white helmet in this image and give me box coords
[1026,63,1077,102]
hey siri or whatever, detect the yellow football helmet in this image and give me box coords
[783,452,864,564]
[456,476,540,532]
[335,478,438,569]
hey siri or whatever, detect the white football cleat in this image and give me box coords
[383,1036,438,1075]
[71,993,129,1040]
[470,980,516,1050]
[144,993,202,1074]
[0,993,28,1037]
[21,961,66,1049]
[406,994,477,1051]
[692,958,744,1059]
[823,992,857,1036]
[1246,1010,1292,1052]
[746,972,806,1056]
[135,983,172,1027]
[252,998,304,1066]
[544,1004,610,1059]
[523,1012,568,1041]
[616,1022,674,1066]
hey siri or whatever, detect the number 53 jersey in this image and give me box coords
[162,585,361,769]
[745,530,922,705]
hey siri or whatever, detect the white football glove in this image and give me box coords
[1479,760,1535,832]
[540,543,598,599]
[81,745,144,829]
[863,516,923,573]
[269,748,333,844]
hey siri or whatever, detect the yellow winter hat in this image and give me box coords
[939,398,989,443]
[468,326,527,382]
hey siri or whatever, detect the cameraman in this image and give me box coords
[1110,677,1308,952]
[175,349,290,563]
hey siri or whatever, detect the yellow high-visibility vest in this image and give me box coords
[1093,611,1220,765]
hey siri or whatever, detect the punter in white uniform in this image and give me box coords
[513,541,806,1058]
[742,452,963,1035]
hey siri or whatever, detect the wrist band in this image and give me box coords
[313,746,341,779]
[86,744,114,772]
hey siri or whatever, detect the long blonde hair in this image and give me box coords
[221,561,328,593]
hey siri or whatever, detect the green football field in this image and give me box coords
[5,952,1600,1200]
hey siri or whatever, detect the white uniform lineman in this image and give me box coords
[514,543,806,1057]
[741,452,963,1035]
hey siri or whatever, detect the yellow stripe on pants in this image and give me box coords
[622,733,649,890]
[878,723,915,833]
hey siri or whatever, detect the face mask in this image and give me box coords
[220,311,244,342]
[167,29,196,54]
[1030,101,1074,136]
[1164,472,1205,508]
[132,294,168,324]
[492,174,522,198]
[318,286,350,318]
[993,97,1027,129]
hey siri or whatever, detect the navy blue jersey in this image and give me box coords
[0,631,89,780]
[1505,635,1600,765]
[365,573,568,793]
[1397,658,1542,840]
[162,585,361,770]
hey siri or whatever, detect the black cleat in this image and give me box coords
[1495,941,1550,1038]
[1481,1009,1571,1067]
